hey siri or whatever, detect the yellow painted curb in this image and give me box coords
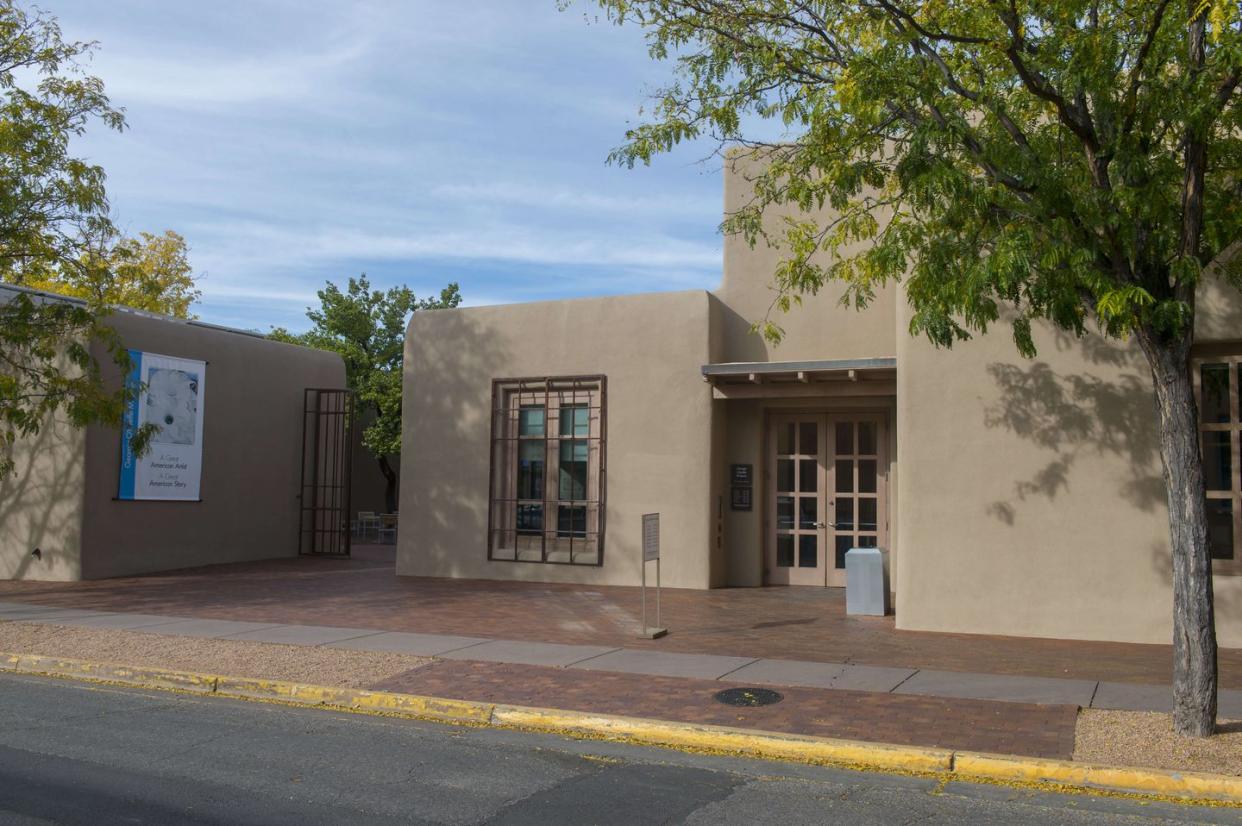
[3,650,1241,805]
[11,652,217,694]
[954,751,1242,804]
[211,676,495,723]
[491,705,951,773]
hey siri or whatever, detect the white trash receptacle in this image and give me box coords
[845,547,888,616]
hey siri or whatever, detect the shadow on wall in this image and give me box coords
[0,417,84,580]
[404,310,508,578]
[982,331,1165,526]
[1148,545,1242,633]
[716,300,771,362]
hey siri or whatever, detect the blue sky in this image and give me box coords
[51,0,726,331]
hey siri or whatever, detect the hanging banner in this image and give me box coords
[117,350,206,501]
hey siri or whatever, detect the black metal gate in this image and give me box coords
[298,388,355,557]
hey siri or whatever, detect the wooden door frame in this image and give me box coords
[762,406,891,587]
[765,413,828,585]
[823,411,889,587]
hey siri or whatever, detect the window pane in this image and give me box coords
[777,535,794,567]
[1201,364,1231,424]
[800,459,818,493]
[560,404,589,437]
[799,534,818,567]
[777,459,795,493]
[835,536,852,569]
[559,440,587,500]
[799,421,818,456]
[835,498,854,531]
[777,423,794,455]
[858,421,877,455]
[836,460,854,493]
[776,495,794,530]
[799,496,817,529]
[856,535,878,548]
[1204,432,1233,492]
[858,460,877,493]
[517,503,543,534]
[518,441,544,499]
[836,422,853,455]
[519,406,545,436]
[557,505,586,537]
[1208,499,1234,560]
[859,498,877,531]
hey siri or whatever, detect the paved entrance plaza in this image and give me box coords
[1,545,1239,691]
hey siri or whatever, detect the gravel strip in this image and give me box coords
[0,622,429,689]
[1075,709,1242,776]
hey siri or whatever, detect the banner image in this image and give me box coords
[117,350,207,501]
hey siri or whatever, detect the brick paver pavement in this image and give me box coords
[369,659,1080,759]
[1,545,1238,688]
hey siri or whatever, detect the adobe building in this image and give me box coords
[401,155,1242,648]
[0,284,350,580]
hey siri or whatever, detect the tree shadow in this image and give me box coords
[0,415,86,580]
[983,332,1165,518]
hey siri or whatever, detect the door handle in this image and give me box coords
[815,522,834,529]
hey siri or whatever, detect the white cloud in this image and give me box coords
[188,219,721,277]
[430,181,715,217]
[49,0,725,330]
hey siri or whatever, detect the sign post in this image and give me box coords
[640,513,667,639]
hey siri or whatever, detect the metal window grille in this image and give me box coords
[298,388,355,557]
[1195,356,1242,576]
[488,376,606,565]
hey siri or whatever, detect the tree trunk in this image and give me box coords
[1137,326,1217,737]
[377,454,398,514]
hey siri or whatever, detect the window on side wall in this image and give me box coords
[489,376,606,565]
[1196,356,1242,575]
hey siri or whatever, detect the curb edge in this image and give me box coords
[3,651,1239,806]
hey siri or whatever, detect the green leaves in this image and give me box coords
[0,1,152,477]
[590,0,1242,353]
[270,276,461,466]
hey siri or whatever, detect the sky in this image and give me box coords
[49,0,727,332]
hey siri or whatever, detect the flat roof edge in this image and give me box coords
[701,357,897,376]
[1,281,268,340]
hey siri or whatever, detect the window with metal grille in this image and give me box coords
[489,376,606,565]
[1196,356,1242,575]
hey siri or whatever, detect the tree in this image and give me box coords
[271,276,462,513]
[23,230,201,318]
[591,0,1242,737]
[0,1,154,477]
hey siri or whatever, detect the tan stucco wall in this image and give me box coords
[399,290,718,587]
[895,280,1242,646]
[717,152,898,364]
[0,411,86,581]
[78,312,345,579]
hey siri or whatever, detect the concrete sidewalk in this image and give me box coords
[2,547,1239,691]
[3,599,1237,717]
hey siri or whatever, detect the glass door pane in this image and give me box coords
[769,415,826,584]
[827,414,886,586]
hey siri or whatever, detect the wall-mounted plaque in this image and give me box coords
[731,464,753,485]
[731,485,752,511]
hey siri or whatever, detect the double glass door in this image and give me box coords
[767,413,887,586]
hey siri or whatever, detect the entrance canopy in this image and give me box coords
[701,358,896,399]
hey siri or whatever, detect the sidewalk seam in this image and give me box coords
[712,658,762,682]
[561,647,624,668]
[887,668,920,694]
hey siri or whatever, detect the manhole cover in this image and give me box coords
[713,687,784,707]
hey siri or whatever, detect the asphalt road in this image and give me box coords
[0,672,1234,825]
